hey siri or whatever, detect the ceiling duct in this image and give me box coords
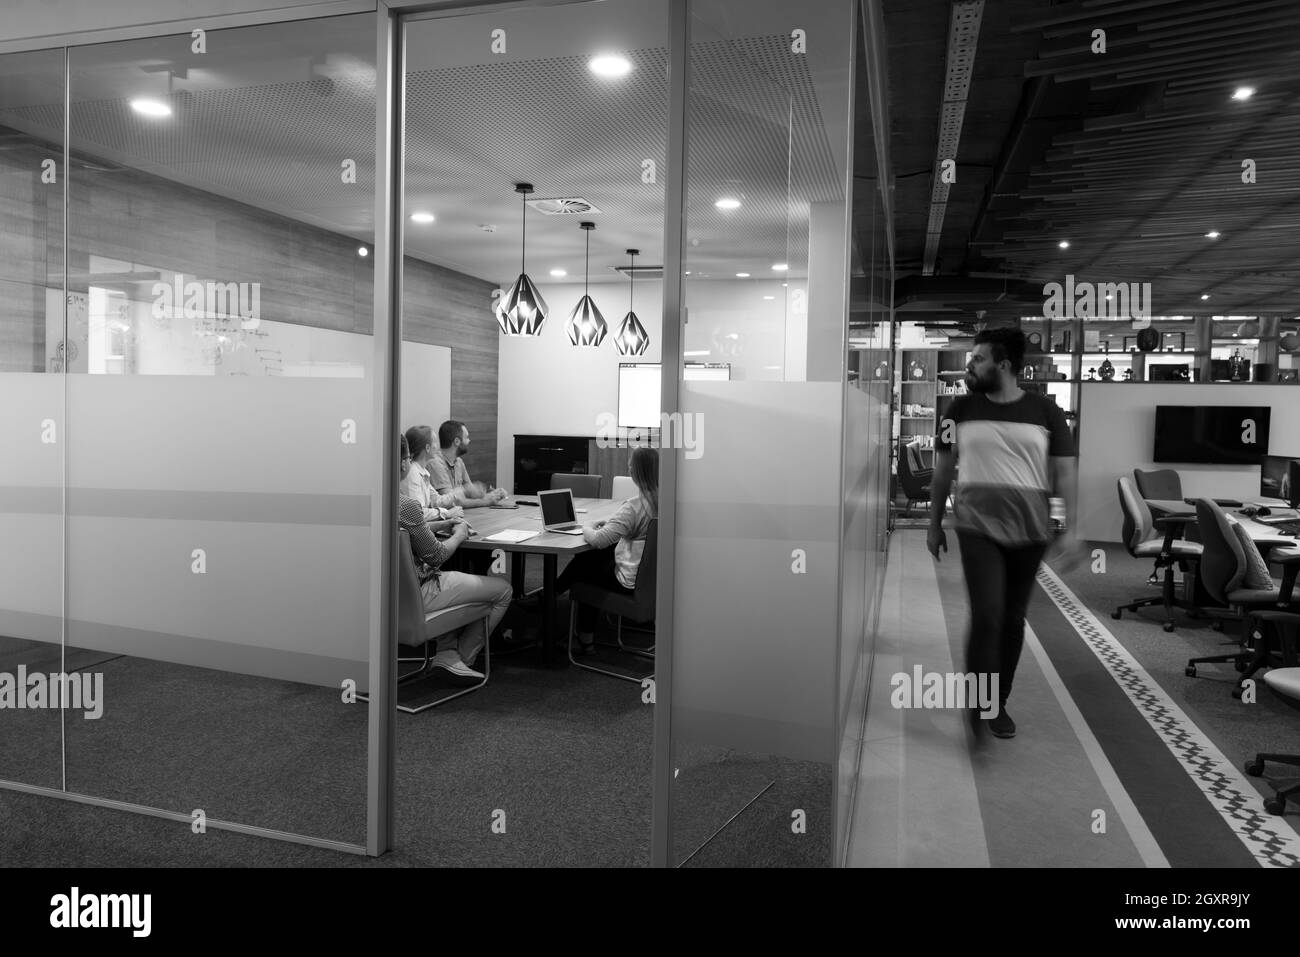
[527,197,602,215]
[922,0,984,277]
[612,264,664,279]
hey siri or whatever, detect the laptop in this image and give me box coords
[538,488,585,535]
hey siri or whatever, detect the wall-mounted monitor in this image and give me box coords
[617,362,731,428]
[1153,405,1271,464]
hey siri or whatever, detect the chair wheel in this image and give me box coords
[1111,610,1122,620]
[1231,686,1244,700]
[1212,621,1224,632]
[1265,797,1286,816]
[1235,659,1248,673]
[1163,622,1175,632]
[1245,760,1264,776]
[1185,666,1197,678]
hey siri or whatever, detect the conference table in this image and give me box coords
[458,496,626,664]
[1144,498,1300,606]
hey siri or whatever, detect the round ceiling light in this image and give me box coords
[589,55,632,78]
[550,269,567,278]
[409,211,435,224]
[130,98,172,117]
[1232,86,1255,101]
[1058,240,1070,249]
[714,197,741,210]
[772,263,788,271]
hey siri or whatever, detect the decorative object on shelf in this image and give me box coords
[1122,368,1133,381]
[1025,331,1043,353]
[1136,327,1159,352]
[498,183,548,336]
[565,221,608,347]
[1280,331,1300,353]
[874,360,890,379]
[614,248,649,355]
[1228,348,1248,382]
[1236,319,1261,338]
[1022,365,1035,380]
[1098,357,1115,381]
[1086,367,1097,381]
[909,359,927,379]
[1278,369,1299,383]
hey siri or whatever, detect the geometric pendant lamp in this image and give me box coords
[498,183,548,336]
[565,221,608,347]
[614,248,650,356]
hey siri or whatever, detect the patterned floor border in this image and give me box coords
[1036,564,1300,868]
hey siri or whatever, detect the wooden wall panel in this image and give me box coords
[0,143,500,481]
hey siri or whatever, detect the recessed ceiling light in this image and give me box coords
[589,55,632,78]
[781,282,788,287]
[736,272,750,278]
[1205,230,1220,239]
[130,98,171,117]
[714,197,741,210]
[1232,86,1255,101]
[1201,293,1211,300]
[763,295,775,300]
[1058,240,1070,249]
[1105,294,1113,301]
[357,246,369,258]
[550,268,567,278]
[772,263,788,271]
[409,211,435,224]
[684,350,710,357]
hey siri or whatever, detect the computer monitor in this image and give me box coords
[1260,455,1300,509]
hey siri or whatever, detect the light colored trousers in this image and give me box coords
[420,570,513,661]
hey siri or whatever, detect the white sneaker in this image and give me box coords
[430,649,484,682]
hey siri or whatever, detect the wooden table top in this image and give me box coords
[458,496,627,555]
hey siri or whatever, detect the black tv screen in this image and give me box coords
[1153,406,1271,464]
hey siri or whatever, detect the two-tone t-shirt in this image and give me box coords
[934,391,1073,546]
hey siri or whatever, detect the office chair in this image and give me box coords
[1133,468,1182,502]
[551,472,603,498]
[359,529,493,713]
[1244,667,1300,815]
[896,441,933,515]
[1111,476,1203,632]
[567,518,657,683]
[611,475,636,500]
[1186,500,1300,699]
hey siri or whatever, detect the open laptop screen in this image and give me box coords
[539,489,576,527]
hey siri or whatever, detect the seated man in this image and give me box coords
[402,424,463,522]
[398,433,511,681]
[429,419,508,509]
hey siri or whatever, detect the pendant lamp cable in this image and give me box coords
[584,227,591,297]
[628,250,635,312]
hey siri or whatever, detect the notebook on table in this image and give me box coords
[484,529,538,544]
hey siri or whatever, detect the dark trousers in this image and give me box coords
[556,547,633,632]
[955,530,1047,707]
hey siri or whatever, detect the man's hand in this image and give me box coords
[429,519,457,535]
[440,505,465,520]
[1045,531,1087,572]
[488,487,508,504]
[927,524,948,560]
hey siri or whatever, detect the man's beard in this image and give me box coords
[966,369,996,393]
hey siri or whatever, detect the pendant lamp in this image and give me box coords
[498,183,548,336]
[615,249,650,355]
[566,221,608,347]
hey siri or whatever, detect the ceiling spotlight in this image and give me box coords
[763,295,775,300]
[550,268,567,278]
[1232,86,1255,101]
[772,263,789,272]
[130,98,172,117]
[1201,293,1211,300]
[589,55,632,78]
[1205,230,1220,239]
[357,246,369,257]
[1105,294,1113,301]
[714,198,741,210]
[1058,240,1070,249]
[409,211,435,224]
[736,272,750,278]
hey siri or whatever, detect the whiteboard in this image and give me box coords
[618,362,730,427]
[401,342,453,435]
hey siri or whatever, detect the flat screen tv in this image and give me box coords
[1153,405,1271,464]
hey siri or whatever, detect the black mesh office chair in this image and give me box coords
[897,441,933,515]
[1133,468,1182,502]
[567,519,656,682]
[1245,667,1300,815]
[551,473,603,498]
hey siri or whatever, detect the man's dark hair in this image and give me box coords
[399,432,409,460]
[405,425,434,460]
[973,327,1026,371]
[438,420,467,449]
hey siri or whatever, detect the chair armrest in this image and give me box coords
[1154,515,1197,528]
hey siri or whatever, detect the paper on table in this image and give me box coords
[484,529,539,544]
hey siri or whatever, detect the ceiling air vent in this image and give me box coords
[526,197,601,215]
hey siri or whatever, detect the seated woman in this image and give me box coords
[555,446,658,654]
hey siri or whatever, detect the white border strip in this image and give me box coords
[1022,625,1169,867]
[1037,563,1300,867]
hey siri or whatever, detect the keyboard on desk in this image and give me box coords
[1261,519,1300,536]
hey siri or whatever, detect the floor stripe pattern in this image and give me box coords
[1036,564,1300,868]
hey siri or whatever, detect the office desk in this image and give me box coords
[459,497,626,663]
